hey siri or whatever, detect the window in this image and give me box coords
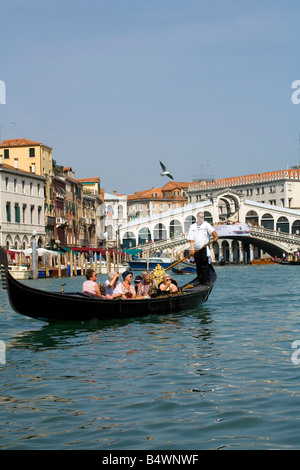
[14,179,17,192]
[5,178,8,190]
[22,181,25,193]
[4,149,9,159]
[6,203,11,222]
[30,205,34,224]
[29,148,35,158]
[22,205,26,223]
[14,204,20,223]
[38,206,42,224]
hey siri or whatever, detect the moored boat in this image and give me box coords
[171,260,197,274]
[8,265,33,280]
[128,257,172,270]
[250,258,275,265]
[0,247,216,323]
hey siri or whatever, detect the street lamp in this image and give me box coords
[32,230,37,279]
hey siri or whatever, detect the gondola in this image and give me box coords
[0,247,216,323]
[272,258,300,265]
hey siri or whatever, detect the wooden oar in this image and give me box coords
[166,239,215,272]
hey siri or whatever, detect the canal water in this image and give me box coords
[1,264,300,450]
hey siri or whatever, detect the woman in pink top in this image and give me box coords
[82,269,103,297]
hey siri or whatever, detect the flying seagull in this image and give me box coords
[159,161,174,180]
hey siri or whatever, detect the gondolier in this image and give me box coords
[188,212,218,285]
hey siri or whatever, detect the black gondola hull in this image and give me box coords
[0,247,216,322]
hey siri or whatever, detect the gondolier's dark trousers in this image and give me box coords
[194,248,210,285]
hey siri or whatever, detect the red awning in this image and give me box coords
[69,247,125,256]
[70,247,101,252]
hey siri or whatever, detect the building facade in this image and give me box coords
[127,181,189,221]
[0,138,55,244]
[104,192,127,248]
[188,168,300,214]
[77,177,104,247]
[0,161,46,249]
[53,174,67,247]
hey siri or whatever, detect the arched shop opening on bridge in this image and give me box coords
[276,216,289,233]
[261,213,274,230]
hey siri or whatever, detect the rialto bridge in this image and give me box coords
[119,189,300,263]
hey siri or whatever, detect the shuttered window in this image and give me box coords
[15,204,20,223]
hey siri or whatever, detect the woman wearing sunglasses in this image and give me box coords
[159,275,178,293]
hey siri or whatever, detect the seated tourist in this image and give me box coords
[82,269,104,297]
[134,275,143,293]
[104,272,122,299]
[158,275,178,294]
[117,270,137,299]
[136,271,152,298]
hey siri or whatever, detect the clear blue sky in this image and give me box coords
[1,0,300,194]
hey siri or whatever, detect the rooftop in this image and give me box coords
[188,168,300,191]
[0,138,52,149]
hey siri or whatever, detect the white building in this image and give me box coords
[0,161,46,249]
[104,192,127,248]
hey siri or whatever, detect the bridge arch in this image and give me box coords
[119,190,300,257]
[217,193,240,220]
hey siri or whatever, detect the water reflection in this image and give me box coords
[8,306,215,353]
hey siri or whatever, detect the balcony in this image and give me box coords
[79,217,87,226]
[56,216,68,227]
[46,216,56,227]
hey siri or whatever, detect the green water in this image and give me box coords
[1,265,300,450]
